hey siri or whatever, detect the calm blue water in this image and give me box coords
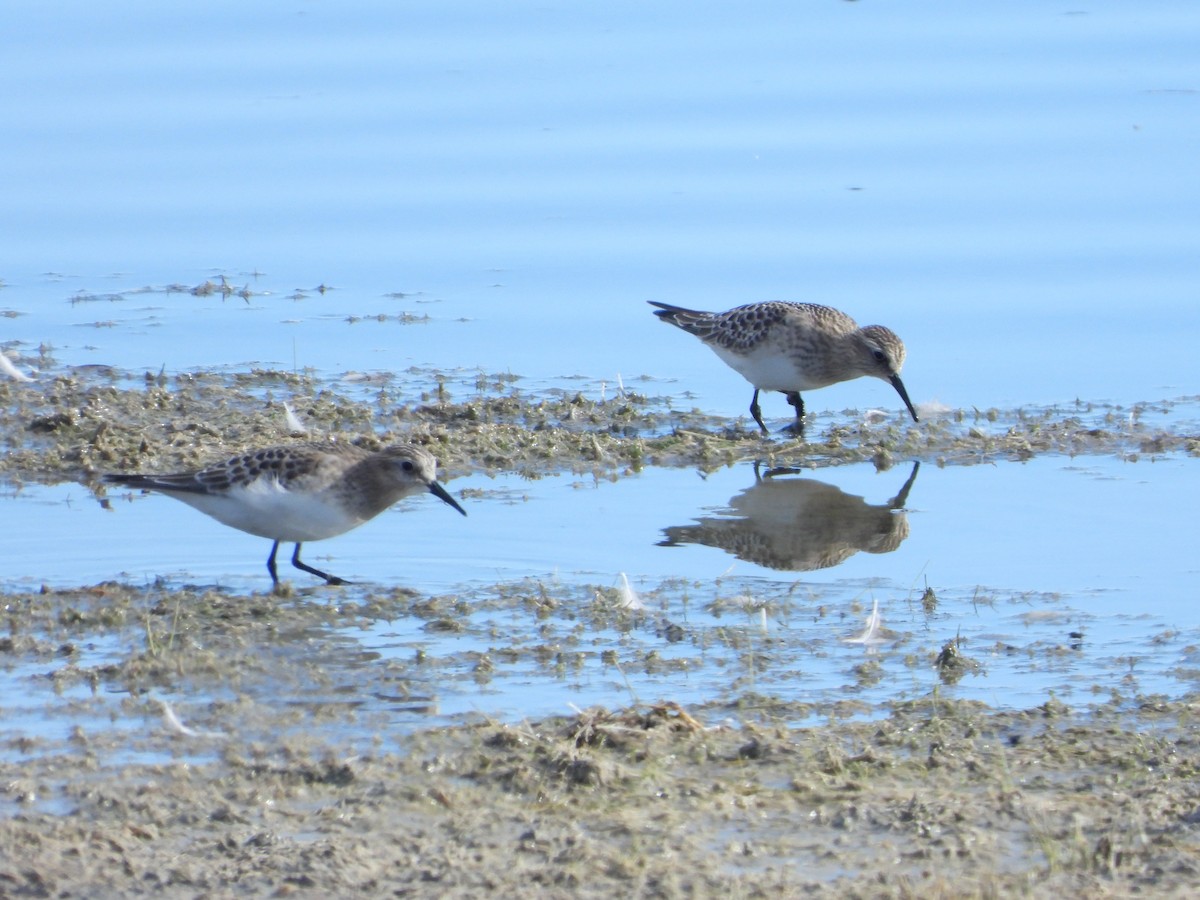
[2,3,1199,733]
[5,454,1197,606]
[4,1,1199,412]
[4,452,1200,720]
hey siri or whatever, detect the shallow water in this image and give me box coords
[3,2,1200,759]
[5,2,1200,410]
[4,445,1197,747]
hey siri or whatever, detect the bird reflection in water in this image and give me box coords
[659,462,919,572]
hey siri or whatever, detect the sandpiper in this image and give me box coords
[649,300,918,434]
[103,442,466,585]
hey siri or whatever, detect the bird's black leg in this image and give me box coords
[290,543,349,585]
[749,389,769,435]
[266,540,281,585]
[783,391,806,437]
[785,391,805,420]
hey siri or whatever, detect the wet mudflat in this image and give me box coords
[4,649,1200,897]
[3,360,1197,483]
[3,574,1200,897]
[7,0,1200,891]
[2,366,1200,896]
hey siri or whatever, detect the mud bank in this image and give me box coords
[3,692,1199,897]
[3,364,1200,896]
[2,365,1197,485]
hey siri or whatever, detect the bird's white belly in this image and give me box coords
[710,344,827,392]
[171,479,363,542]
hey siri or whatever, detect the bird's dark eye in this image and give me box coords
[872,348,887,364]
[401,460,415,472]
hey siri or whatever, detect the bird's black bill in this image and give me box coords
[430,481,467,516]
[889,374,919,423]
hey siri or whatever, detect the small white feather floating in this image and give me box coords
[616,572,646,611]
[843,598,885,648]
[158,699,228,740]
[283,401,308,433]
[0,352,34,382]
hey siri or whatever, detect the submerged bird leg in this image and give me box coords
[749,389,769,435]
[785,391,805,421]
[266,540,281,584]
[781,391,806,437]
[290,542,349,585]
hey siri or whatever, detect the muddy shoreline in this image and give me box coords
[4,688,1199,897]
[3,366,1200,896]
[2,366,1197,486]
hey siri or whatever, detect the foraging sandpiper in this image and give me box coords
[649,300,918,434]
[104,442,466,585]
